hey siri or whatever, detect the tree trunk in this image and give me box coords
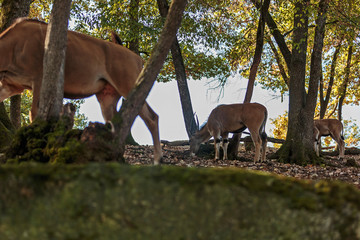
[278,0,310,164]
[305,0,327,117]
[243,0,270,103]
[123,0,140,145]
[338,42,353,121]
[319,39,342,119]
[0,0,31,29]
[112,0,188,161]
[10,95,21,128]
[229,0,270,159]
[251,0,292,69]
[0,103,15,152]
[129,0,140,55]
[157,0,197,138]
[278,0,328,165]
[36,0,72,121]
[268,37,289,88]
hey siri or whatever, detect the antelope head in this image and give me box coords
[189,113,201,156]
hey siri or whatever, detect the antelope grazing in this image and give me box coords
[313,119,345,159]
[0,18,162,164]
[190,103,268,162]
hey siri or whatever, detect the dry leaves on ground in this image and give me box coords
[124,144,360,189]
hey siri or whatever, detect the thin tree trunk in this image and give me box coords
[157,0,197,138]
[305,0,327,116]
[229,0,270,159]
[338,43,353,121]
[251,0,292,69]
[10,95,21,128]
[124,0,140,145]
[36,0,72,121]
[319,39,342,119]
[244,0,270,103]
[268,37,289,87]
[129,0,140,55]
[112,0,188,161]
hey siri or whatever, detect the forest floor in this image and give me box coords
[124,144,360,189]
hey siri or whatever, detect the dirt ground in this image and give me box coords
[124,144,360,189]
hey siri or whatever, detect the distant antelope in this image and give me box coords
[190,103,268,162]
[313,119,345,158]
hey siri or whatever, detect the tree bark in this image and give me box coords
[279,0,309,164]
[338,42,353,121]
[129,0,140,55]
[319,39,342,119]
[268,37,289,87]
[277,0,327,165]
[229,0,270,160]
[278,1,311,165]
[305,0,328,117]
[244,0,270,103]
[157,0,197,138]
[36,0,72,121]
[112,0,188,161]
[0,0,31,29]
[10,95,21,128]
[251,0,292,69]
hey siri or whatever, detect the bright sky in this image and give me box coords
[80,76,360,146]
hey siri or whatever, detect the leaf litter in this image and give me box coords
[124,145,360,189]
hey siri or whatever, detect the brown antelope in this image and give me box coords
[313,119,345,159]
[0,18,162,164]
[190,103,268,162]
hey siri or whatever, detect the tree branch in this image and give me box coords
[112,0,188,160]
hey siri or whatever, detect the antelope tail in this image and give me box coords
[260,109,268,141]
[341,124,345,141]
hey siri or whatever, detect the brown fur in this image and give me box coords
[190,103,267,162]
[313,119,345,159]
[0,18,162,164]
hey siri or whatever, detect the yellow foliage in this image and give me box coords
[270,112,288,148]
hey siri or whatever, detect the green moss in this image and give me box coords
[5,119,87,164]
[0,164,359,240]
[52,138,85,164]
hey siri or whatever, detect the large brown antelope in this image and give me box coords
[0,18,162,164]
[190,103,268,162]
[313,119,345,159]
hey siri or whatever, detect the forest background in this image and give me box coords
[2,0,360,149]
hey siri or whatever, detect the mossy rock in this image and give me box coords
[5,119,119,164]
[0,164,359,240]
